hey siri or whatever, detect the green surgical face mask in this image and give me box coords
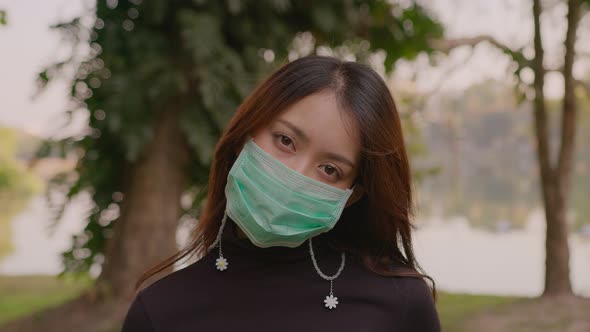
[225,137,354,248]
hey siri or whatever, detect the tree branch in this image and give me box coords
[429,35,530,71]
[429,35,515,54]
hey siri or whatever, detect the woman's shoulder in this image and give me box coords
[356,258,435,298]
[386,263,441,331]
[390,276,440,331]
[391,274,437,308]
[357,258,440,332]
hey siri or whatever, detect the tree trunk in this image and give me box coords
[98,104,191,298]
[532,0,582,296]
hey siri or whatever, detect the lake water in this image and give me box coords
[1,194,589,297]
[413,212,590,297]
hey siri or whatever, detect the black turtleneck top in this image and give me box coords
[122,219,440,331]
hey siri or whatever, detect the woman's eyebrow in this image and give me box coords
[276,119,309,143]
[323,152,355,168]
[276,118,355,168]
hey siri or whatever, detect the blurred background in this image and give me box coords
[0,0,589,331]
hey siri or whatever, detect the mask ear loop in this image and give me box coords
[209,211,229,271]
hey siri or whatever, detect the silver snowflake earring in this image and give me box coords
[209,211,229,271]
[309,237,346,310]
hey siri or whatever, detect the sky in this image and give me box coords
[0,0,588,138]
[0,0,91,137]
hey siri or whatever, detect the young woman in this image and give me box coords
[122,55,440,331]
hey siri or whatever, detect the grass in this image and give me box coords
[437,292,521,331]
[0,275,538,331]
[0,275,91,325]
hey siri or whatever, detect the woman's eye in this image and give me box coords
[275,134,293,147]
[280,135,292,147]
[322,165,340,178]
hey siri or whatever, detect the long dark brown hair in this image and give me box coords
[137,55,436,298]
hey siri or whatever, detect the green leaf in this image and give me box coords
[0,10,7,26]
[179,103,218,166]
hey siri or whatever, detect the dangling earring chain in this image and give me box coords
[210,212,346,309]
[209,212,229,271]
[309,237,346,310]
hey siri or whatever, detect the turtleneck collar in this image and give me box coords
[219,216,336,262]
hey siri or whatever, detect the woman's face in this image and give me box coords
[251,91,361,190]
